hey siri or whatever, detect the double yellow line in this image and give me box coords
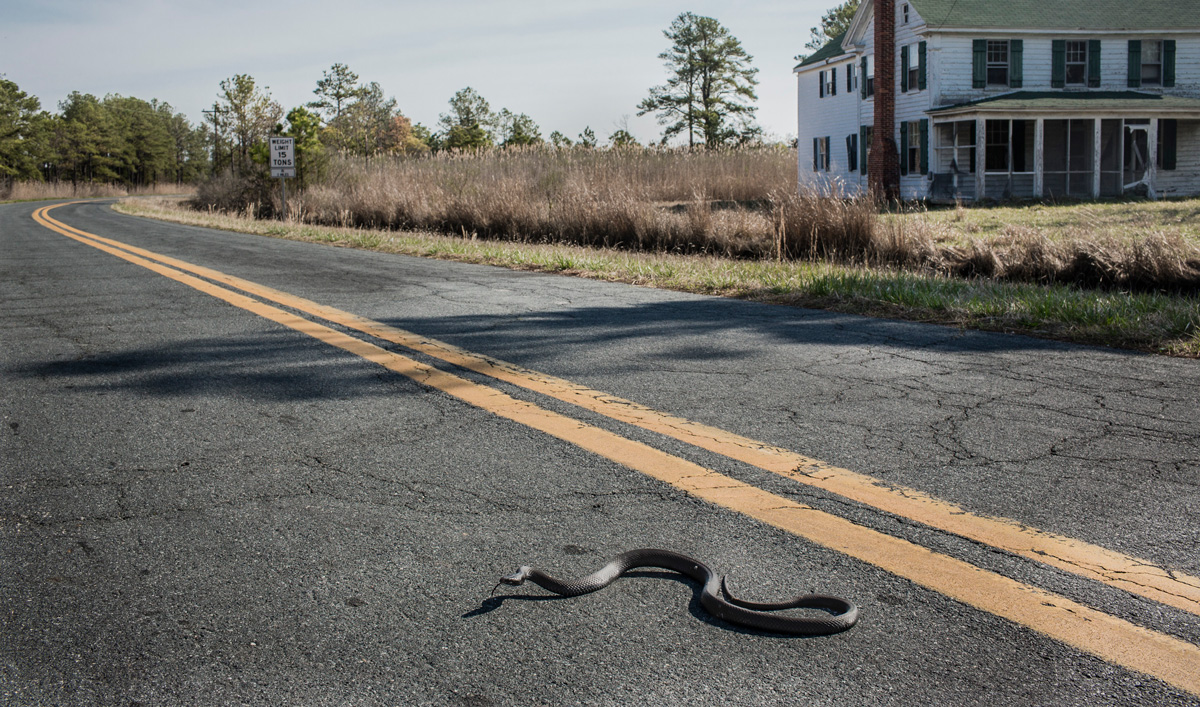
[33,202,1200,697]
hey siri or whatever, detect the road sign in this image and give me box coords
[269,137,295,178]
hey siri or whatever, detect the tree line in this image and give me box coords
[0,80,208,187]
[2,11,769,189]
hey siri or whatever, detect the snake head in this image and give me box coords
[490,566,533,596]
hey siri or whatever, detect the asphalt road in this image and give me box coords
[2,199,1199,706]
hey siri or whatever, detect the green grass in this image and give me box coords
[114,197,1200,357]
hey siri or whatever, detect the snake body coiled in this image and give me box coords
[496,548,857,636]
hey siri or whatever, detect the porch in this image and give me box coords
[926,92,1200,202]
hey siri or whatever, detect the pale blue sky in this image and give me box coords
[1,0,834,144]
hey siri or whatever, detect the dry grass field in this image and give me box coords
[0,182,192,202]
[190,147,1200,293]
[118,196,1200,356]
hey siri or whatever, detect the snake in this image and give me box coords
[494,548,858,636]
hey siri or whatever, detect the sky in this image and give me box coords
[0,0,835,146]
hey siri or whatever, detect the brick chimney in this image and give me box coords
[871,0,901,200]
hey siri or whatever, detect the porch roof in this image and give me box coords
[929,91,1200,117]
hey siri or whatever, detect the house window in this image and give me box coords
[1065,41,1088,85]
[908,43,920,91]
[987,40,1010,85]
[907,122,921,175]
[825,69,837,96]
[903,3,909,23]
[866,55,875,97]
[813,136,830,172]
[984,119,1035,173]
[1141,40,1163,85]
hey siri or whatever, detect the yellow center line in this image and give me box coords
[32,203,1200,698]
[42,203,1200,620]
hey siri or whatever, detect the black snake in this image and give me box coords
[494,548,858,635]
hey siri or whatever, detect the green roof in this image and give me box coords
[910,0,1200,30]
[930,91,1200,114]
[795,31,849,69]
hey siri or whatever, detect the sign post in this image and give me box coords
[269,137,296,220]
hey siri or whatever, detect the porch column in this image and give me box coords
[1092,119,1102,198]
[1034,119,1044,198]
[1148,119,1159,199]
[976,117,986,200]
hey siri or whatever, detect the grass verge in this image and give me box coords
[115,197,1200,357]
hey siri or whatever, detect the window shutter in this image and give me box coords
[825,137,832,171]
[918,42,927,90]
[831,67,838,96]
[1161,119,1177,170]
[1164,40,1176,87]
[899,121,909,176]
[861,57,869,98]
[860,125,869,173]
[847,134,858,172]
[1128,40,1142,87]
[819,72,825,98]
[847,63,854,92]
[1009,39,1023,88]
[1087,40,1102,87]
[813,138,820,172]
[920,119,930,175]
[973,40,987,88]
[1051,40,1066,88]
[901,45,910,92]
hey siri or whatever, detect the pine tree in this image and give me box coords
[637,12,759,148]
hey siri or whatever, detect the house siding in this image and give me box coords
[797,58,863,193]
[1158,119,1200,196]
[934,35,1200,109]
[894,2,932,198]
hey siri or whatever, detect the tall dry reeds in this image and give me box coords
[1,181,191,201]
[188,146,1200,292]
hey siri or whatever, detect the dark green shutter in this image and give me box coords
[831,67,838,96]
[813,138,819,172]
[1161,119,1177,170]
[1088,40,1102,87]
[918,42,927,90]
[860,125,869,173]
[973,39,987,88]
[847,62,854,92]
[861,57,869,98]
[1051,40,1066,88]
[819,72,825,98]
[899,121,909,175]
[1009,39,1023,88]
[1164,40,1176,87]
[1128,40,1142,87]
[920,119,929,175]
[846,134,857,172]
[901,45,910,92]
[825,137,832,170]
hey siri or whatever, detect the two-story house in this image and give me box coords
[795,0,1200,201]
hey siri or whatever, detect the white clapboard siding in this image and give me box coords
[797,58,867,195]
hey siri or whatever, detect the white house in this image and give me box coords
[795,0,1200,200]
